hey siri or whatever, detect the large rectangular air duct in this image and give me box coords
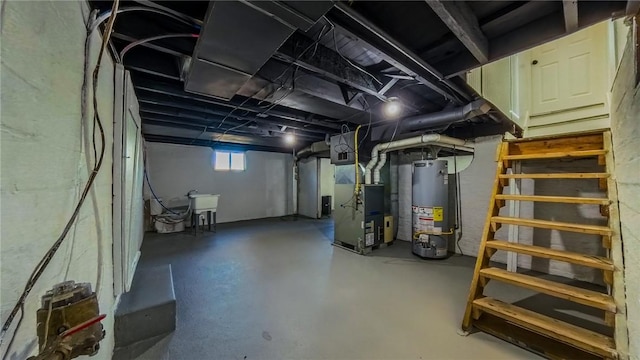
[185,1,334,100]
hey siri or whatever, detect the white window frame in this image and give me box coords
[214,150,246,171]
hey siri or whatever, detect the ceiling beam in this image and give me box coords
[562,0,579,33]
[136,96,337,134]
[275,32,384,99]
[138,103,334,136]
[139,111,323,140]
[143,134,294,153]
[329,3,471,104]
[425,0,489,63]
[131,75,344,130]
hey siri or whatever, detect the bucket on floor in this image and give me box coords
[154,214,185,233]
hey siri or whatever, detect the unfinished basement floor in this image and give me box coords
[129,217,607,360]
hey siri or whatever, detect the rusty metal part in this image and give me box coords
[29,282,105,360]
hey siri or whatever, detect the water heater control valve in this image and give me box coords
[27,281,105,360]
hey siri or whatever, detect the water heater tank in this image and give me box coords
[412,159,449,259]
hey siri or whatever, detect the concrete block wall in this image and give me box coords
[610,25,640,359]
[1,2,116,359]
[145,142,294,223]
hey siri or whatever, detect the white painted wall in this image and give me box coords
[1,1,116,358]
[145,143,294,223]
[610,26,640,360]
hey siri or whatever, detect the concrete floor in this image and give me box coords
[134,217,546,360]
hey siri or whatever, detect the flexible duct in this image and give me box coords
[295,141,330,160]
[401,99,491,132]
[364,134,470,184]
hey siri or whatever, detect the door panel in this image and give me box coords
[529,22,609,135]
[113,65,144,294]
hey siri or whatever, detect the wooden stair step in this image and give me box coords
[472,297,617,359]
[495,194,610,205]
[486,240,614,271]
[491,216,612,236]
[499,173,609,180]
[479,268,616,312]
[503,149,606,161]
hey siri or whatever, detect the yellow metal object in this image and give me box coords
[433,207,444,221]
[384,215,394,243]
[413,228,454,239]
[354,124,363,195]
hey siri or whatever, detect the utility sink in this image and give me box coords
[188,194,220,213]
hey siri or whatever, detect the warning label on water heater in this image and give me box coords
[412,206,444,234]
[433,207,443,221]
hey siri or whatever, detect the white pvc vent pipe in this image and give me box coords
[364,134,472,184]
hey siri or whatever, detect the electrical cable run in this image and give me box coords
[0,1,120,356]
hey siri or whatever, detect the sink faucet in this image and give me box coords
[187,189,198,197]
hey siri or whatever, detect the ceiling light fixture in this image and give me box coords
[384,97,402,118]
[284,133,295,144]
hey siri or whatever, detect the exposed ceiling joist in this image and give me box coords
[275,32,384,99]
[138,103,333,136]
[143,134,292,153]
[562,0,579,33]
[329,3,471,104]
[426,0,489,63]
[132,76,345,130]
[141,115,321,140]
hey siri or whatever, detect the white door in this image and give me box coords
[528,22,609,135]
[113,65,144,294]
[297,157,320,218]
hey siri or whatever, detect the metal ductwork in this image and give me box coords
[295,141,330,160]
[364,134,473,184]
[401,99,492,133]
[185,1,334,100]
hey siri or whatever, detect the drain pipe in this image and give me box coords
[364,134,471,184]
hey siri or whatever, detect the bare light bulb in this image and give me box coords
[284,133,295,144]
[384,98,401,118]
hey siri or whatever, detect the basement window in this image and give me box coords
[214,151,245,171]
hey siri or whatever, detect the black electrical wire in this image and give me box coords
[0,1,119,355]
[143,160,180,215]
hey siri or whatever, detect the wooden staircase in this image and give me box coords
[461,131,628,360]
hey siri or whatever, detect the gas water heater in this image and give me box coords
[412,160,450,259]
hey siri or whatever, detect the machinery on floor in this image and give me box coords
[412,159,451,259]
[331,130,388,254]
[333,165,386,254]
